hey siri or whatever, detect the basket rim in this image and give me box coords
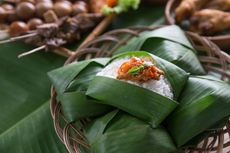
[50,25,230,153]
[164,0,230,41]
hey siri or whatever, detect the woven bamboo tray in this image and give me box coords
[50,26,230,153]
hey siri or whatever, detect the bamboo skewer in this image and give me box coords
[17,46,74,59]
[64,14,116,63]
[53,47,74,58]
[78,13,116,50]
[0,33,37,44]
[18,45,46,58]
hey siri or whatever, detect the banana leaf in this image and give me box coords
[115,25,193,52]
[184,116,230,148]
[86,76,177,127]
[86,51,188,127]
[0,42,68,153]
[113,26,205,75]
[65,61,107,92]
[91,126,177,153]
[0,102,68,153]
[141,38,205,75]
[0,4,166,153]
[59,92,113,122]
[85,110,120,143]
[48,58,109,94]
[84,111,177,153]
[166,76,230,147]
[48,58,113,122]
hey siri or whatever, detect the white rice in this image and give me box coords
[97,58,174,99]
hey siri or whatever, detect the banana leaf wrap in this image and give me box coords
[48,59,113,122]
[166,76,230,147]
[114,25,205,75]
[86,51,189,127]
[48,58,109,94]
[84,110,177,153]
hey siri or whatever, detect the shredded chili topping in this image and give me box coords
[106,0,118,7]
[90,0,117,13]
[117,57,165,82]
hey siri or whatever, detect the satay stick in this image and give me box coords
[18,45,46,58]
[78,13,116,50]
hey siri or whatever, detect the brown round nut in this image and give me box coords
[0,7,7,22]
[27,18,43,30]
[53,1,72,17]
[72,1,88,15]
[55,0,72,5]
[20,0,35,3]
[1,3,15,22]
[35,2,53,18]
[16,2,35,20]
[1,3,14,11]
[1,3,15,16]
[9,21,29,36]
[35,0,52,3]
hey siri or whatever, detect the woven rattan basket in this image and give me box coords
[50,26,230,153]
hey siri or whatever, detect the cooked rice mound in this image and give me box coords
[97,57,174,99]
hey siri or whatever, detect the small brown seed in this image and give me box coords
[35,2,53,18]
[20,0,35,3]
[0,7,7,22]
[16,2,35,20]
[35,0,45,2]
[72,1,88,15]
[1,4,15,22]
[35,0,52,3]
[54,1,72,17]
[1,3,14,11]
[27,18,43,30]
[9,21,29,36]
